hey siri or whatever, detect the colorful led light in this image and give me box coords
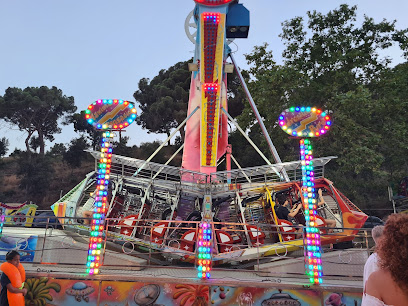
[196,222,212,279]
[85,131,115,275]
[0,205,4,235]
[203,83,219,166]
[84,99,137,275]
[279,107,331,138]
[195,0,234,5]
[202,13,220,84]
[300,138,322,284]
[278,106,332,285]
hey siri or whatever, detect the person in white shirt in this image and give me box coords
[363,225,384,288]
[362,214,408,306]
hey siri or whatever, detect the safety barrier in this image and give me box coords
[0,215,374,283]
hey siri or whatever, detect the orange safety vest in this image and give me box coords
[0,262,25,306]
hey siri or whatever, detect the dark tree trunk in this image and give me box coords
[38,128,45,155]
[25,129,34,159]
[179,128,185,144]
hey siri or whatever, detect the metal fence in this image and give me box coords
[0,216,374,282]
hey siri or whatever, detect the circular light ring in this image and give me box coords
[278,106,332,138]
[85,99,137,130]
[194,0,234,6]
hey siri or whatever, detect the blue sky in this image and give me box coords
[1,0,407,154]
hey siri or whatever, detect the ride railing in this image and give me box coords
[0,216,373,282]
[88,151,337,194]
[209,156,335,186]
[88,150,209,187]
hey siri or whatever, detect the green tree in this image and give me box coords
[0,86,77,155]
[134,61,191,142]
[63,136,90,169]
[133,59,246,143]
[17,154,55,203]
[0,137,9,157]
[239,5,408,212]
[47,143,67,157]
[29,136,41,153]
[69,111,101,150]
[112,136,134,157]
[370,62,408,181]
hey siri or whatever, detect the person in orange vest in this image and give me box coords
[0,250,27,306]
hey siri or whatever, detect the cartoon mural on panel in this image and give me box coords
[21,278,362,305]
[66,282,95,302]
[25,277,61,306]
[24,278,99,306]
[172,284,209,306]
[210,287,321,306]
[1,202,37,227]
[323,291,361,306]
[0,234,38,262]
[99,282,209,306]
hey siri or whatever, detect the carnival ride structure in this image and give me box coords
[50,0,368,280]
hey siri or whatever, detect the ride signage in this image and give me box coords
[278,107,331,138]
[85,99,137,130]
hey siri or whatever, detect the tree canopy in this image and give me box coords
[70,111,101,150]
[134,61,191,141]
[133,59,245,142]
[236,4,408,211]
[0,137,9,158]
[63,136,90,169]
[0,86,77,155]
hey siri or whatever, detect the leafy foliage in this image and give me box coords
[112,136,134,157]
[134,60,191,141]
[70,111,102,150]
[0,86,76,155]
[237,5,408,213]
[29,136,41,153]
[47,143,67,157]
[0,137,9,157]
[63,136,90,168]
[133,59,246,142]
[17,154,55,203]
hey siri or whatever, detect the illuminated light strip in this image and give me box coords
[0,208,4,235]
[203,83,219,166]
[202,12,220,83]
[200,12,223,167]
[86,131,115,275]
[85,100,137,130]
[195,0,234,5]
[279,107,331,137]
[300,138,323,284]
[197,222,212,279]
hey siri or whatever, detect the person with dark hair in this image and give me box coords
[275,196,302,222]
[0,250,27,305]
[363,214,408,305]
[274,195,303,238]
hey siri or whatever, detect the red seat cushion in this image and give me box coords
[277,219,297,241]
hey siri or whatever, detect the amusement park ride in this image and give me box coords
[51,0,368,283]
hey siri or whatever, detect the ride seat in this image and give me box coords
[151,221,170,244]
[215,230,234,253]
[277,219,297,241]
[246,225,265,246]
[315,215,327,234]
[118,214,139,236]
[180,229,197,252]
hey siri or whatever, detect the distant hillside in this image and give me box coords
[0,144,183,210]
[0,155,94,210]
